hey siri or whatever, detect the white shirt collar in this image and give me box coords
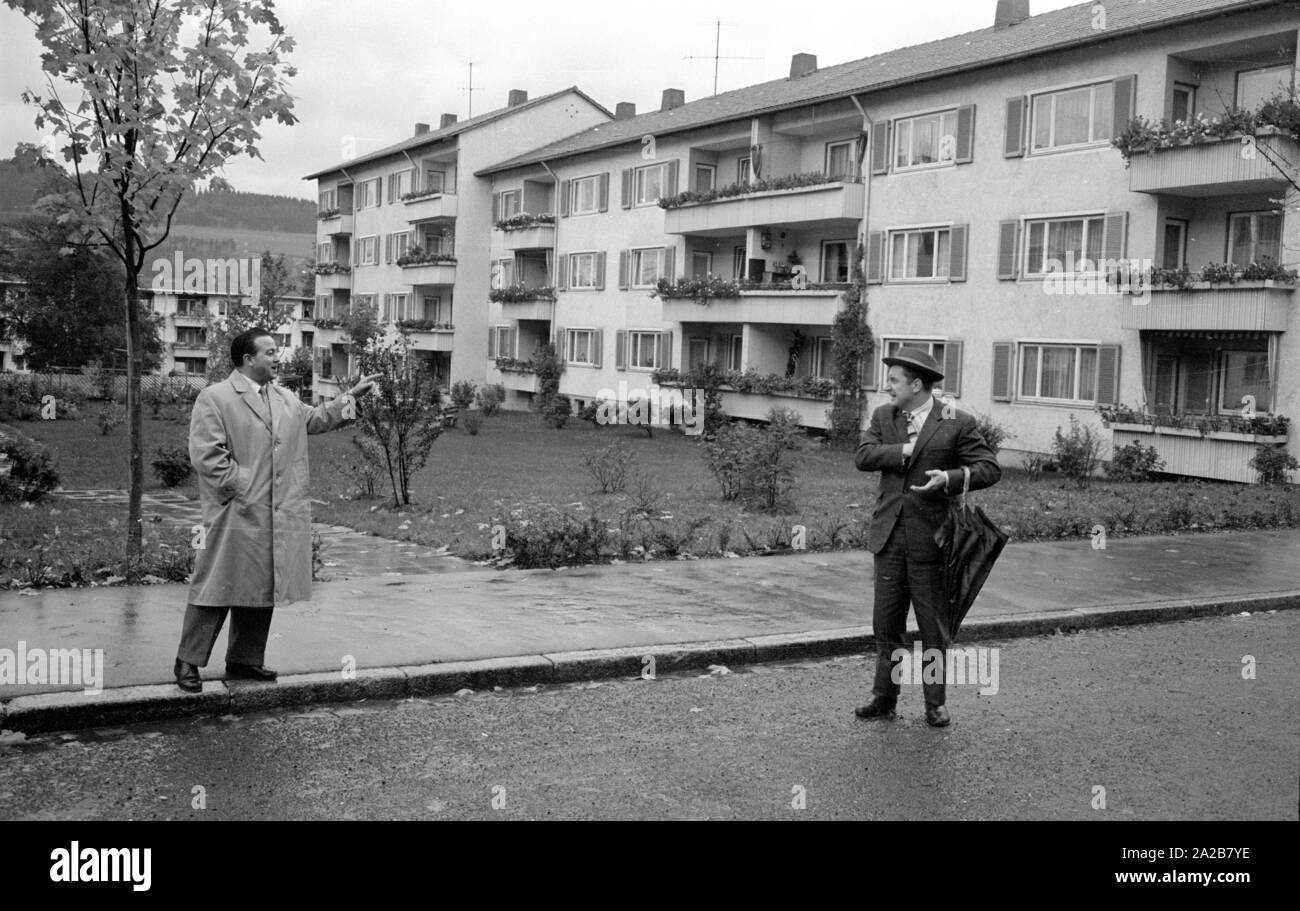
[904,394,934,423]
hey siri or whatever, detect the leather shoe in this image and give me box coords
[854,696,897,719]
[925,705,951,727]
[174,659,202,694]
[225,662,278,681]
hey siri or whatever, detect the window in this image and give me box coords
[691,251,712,278]
[821,240,851,283]
[423,169,445,194]
[895,111,959,169]
[812,337,835,378]
[826,140,856,179]
[1024,215,1104,275]
[571,175,602,215]
[319,188,336,212]
[317,241,333,264]
[737,157,751,184]
[629,331,661,369]
[1228,211,1282,267]
[694,164,715,193]
[889,228,951,281]
[177,295,206,317]
[497,190,521,220]
[1019,343,1098,403]
[383,293,410,322]
[880,339,948,388]
[631,248,666,288]
[388,231,410,263]
[356,177,381,208]
[353,293,375,311]
[732,246,747,280]
[687,337,710,370]
[273,333,291,349]
[1219,350,1271,414]
[634,162,669,206]
[1031,83,1113,152]
[567,328,598,366]
[422,229,453,256]
[358,236,378,266]
[315,295,329,319]
[1236,64,1292,110]
[1162,219,1188,271]
[1172,83,1197,123]
[491,325,514,358]
[388,169,413,203]
[728,334,743,371]
[423,296,449,324]
[569,252,601,289]
[492,258,515,289]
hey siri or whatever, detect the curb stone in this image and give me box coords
[1,593,1296,735]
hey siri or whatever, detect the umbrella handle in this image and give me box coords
[959,465,970,512]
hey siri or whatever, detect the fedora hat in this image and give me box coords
[882,347,944,383]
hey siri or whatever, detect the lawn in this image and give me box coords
[4,409,1299,575]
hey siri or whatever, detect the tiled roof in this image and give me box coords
[477,0,1285,175]
[303,86,614,180]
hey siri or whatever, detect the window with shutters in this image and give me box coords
[1227,211,1282,268]
[388,169,413,203]
[569,252,601,289]
[629,331,662,370]
[894,110,959,170]
[570,175,601,215]
[1018,343,1099,403]
[1023,215,1104,275]
[358,236,378,266]
[728,334,743,371]
[631,248,666,288]
[356,178,381,209]
[566,328,598,366]
[491,258,515,290]
[1030,83,1113,152]
[317,241,333,265]
[319,188,336,212]
[315,296,329,319]
[880,339,948,389]
[391,231,411,261]
[634,162,669,206]
[888,228,951,281]
[825,140,856,179]
[491,326,513,358]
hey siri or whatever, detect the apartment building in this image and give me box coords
[475,0,1297,482]
[303,87,611,399]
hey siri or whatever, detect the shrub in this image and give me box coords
[461,411,483,436]
[701,419,796,510]
[1051,415,1103,488]
[1251,445,1298,485]
[151,444,194,487]
[496,505,610,569]
[340,434,384,499]
[546,393,572,429]
[765,406,805,451]
[1107,440,1166,482]
[582,441,634,493]
[97,405,125,435]
[450,380,478,410]
[0,436,60,502]
[973,413,1013,456]
[477,383,504,416]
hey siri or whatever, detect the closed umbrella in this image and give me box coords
[932,466,1009,640]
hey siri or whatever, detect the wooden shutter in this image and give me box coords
[997,220,1021,280]
[662,246,675,282]
[353,237,359,266]
[559,179,570,217]
[487,328,497,359]
[866,231,885,284]
[1112,75,1137,139]
[593,329,603,368]
[492,192,502,223]
[1101,211,1128,266]
[384,234,392,264]
[1004,96,1027,158]
[948,224,968,282]
[870,121,891,175]
[615,330,627,369]
[954,105,976,164]
[658,331,673,370]
[556,326,567,363]
[506,327,517,359]
[618,250,630,290]
[375,177,382,206]
[942,341,963,398]
[1095,345,1121,407]
[595,252,606,290]
[621,169,634,209]
[664,160,679,198]
[556,254,569,291]
[598,173,609,212]
[991,341,1014,401]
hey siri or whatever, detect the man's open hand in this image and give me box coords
[909,469,947,494]
[347,373,384,397]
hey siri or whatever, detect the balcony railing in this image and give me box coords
[403,190,458,223]
[659,284,846,325]
[1126,130,1297,196]
[1121,279,1294,331]
[662,174,865,235]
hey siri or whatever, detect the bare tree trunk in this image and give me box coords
[123,219,143,567]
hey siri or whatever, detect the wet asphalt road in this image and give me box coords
[1,612,1296,820]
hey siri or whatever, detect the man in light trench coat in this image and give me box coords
[174,328,380,693]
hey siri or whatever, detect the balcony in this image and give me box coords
[1120,281,1294,331]
[719,389,833,429]
[171,340,208,355]
[172,311,207,326]
[498,370,538,394]
[401,260,457,286]
[501,224,556,252]
[663,180,865,236]
[311,324,347,345]
[1110,424,1287,484]
[318,211,354,236]
[398,323,455,352]
[314,267,351,292]
[661,288,845,326]
[1127,131,1297,197]
[403,191,458,223]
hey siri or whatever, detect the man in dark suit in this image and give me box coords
[854,348,1001,726]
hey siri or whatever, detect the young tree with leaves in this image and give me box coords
[6,0,297,563]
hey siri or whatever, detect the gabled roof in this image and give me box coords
[303,86,613,181]
[477,0,1285,175]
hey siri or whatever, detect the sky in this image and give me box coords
[0,0,1086,201]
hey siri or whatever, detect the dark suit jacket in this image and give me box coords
[855,400,1001,560]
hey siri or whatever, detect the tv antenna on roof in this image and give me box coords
[459,60,483,118]
[684,20,762,96]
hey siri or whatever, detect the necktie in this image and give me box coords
[903,410,919,443]
[259,384,271,422]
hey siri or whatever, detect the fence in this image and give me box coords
[0,369,208,402]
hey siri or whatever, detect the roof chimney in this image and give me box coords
[508,89,528,107]
[994,0,1030,29]
[661,88,685,112]
[439,113,458,129]
[615,102,637,121]
[414,122,430,135]
[790,53,818,78]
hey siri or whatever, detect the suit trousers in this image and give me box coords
[871,523,951,708]
[177,604,273,667]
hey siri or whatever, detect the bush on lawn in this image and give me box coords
[1107,440,1166,481]
[0,435,60,502]
[477,384,504,416]
[151,444,193,487]
[1052,415,1103,488]
[450,380,477,410]
[461,411,483,435]
[1251,445,1298,485]
[701,418,796,511]
[339,434,384,499]
[495,504,610,569]
[582,440,634,493]
[546,393,572,429]
[973,413,1013,455]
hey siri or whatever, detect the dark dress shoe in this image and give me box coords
[925,705,951,727]
[174,659,202,693]
[225,662,278,681]
[854,696,897,719]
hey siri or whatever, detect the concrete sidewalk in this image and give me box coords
[1,528,1297,732]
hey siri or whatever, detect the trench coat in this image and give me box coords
[187,370,354,608]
